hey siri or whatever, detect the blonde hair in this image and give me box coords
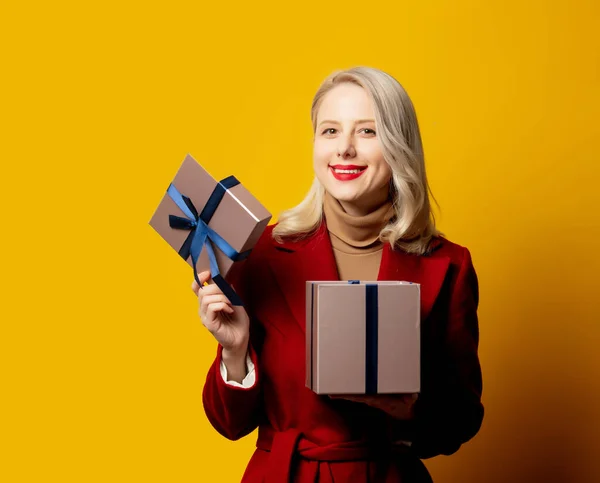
[272,66,442,255]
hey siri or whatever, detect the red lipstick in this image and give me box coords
[329,164,368,181]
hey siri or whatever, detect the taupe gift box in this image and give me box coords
[306,281,420,395]
[149,154,271,305]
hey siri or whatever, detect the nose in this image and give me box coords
[337,134,356,159]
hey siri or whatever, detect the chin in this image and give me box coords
[326,187,362,203]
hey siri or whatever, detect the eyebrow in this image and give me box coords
[317,119,376,127]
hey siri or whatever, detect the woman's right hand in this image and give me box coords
[192,270,250,356]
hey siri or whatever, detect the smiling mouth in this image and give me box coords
[329,165,368,181]
[329,165,368,174]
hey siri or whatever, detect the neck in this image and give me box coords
[323,190,395,249]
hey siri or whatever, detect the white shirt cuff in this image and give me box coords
[220,351,256,388]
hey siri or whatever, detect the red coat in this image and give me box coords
[202,221,484,483]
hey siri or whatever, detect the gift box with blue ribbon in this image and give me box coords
[149,154,271,306]
[305,280,421,395]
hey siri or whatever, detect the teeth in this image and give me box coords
[334,169,362,174]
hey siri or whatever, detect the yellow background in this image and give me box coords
[2,1,599,482]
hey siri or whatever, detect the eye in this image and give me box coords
[361,128,376,136]
[322,128,337,135]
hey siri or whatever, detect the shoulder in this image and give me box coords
[249,222,322,259]
[252,223,278,256]
[425,235,478,288]
[426,235,473,265]
[244,223,285,266]
[427,235,479,302]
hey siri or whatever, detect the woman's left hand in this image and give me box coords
[329,393,419,420]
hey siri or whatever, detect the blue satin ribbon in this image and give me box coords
[166,177,251,306]
[349,281,378,394]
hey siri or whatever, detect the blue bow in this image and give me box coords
[166,177,251,306]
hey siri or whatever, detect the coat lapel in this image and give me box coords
[377,241,450,322]
[267,222,339,335]
[267,221,451,335]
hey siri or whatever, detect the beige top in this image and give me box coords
[322,190,395,281]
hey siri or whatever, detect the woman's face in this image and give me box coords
[313,82,392,216]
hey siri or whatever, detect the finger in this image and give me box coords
[200,294,232,312]
[192,271,211,295]
[199,301,233,329]
[198,271,211,285]
[201,283,225,296]
[206,302,235,319]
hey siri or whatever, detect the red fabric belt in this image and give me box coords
[257,427,410,483]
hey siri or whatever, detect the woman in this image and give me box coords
[195,67,484,482]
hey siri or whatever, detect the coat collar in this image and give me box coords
[266,222,450,336]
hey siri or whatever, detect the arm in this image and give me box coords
[407,247,484,458]
[202,333,263,441]
[201,255,266,441]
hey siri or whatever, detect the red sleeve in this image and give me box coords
[407,247,484,458]
[201,242,267,441]
[201,338,263,441]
